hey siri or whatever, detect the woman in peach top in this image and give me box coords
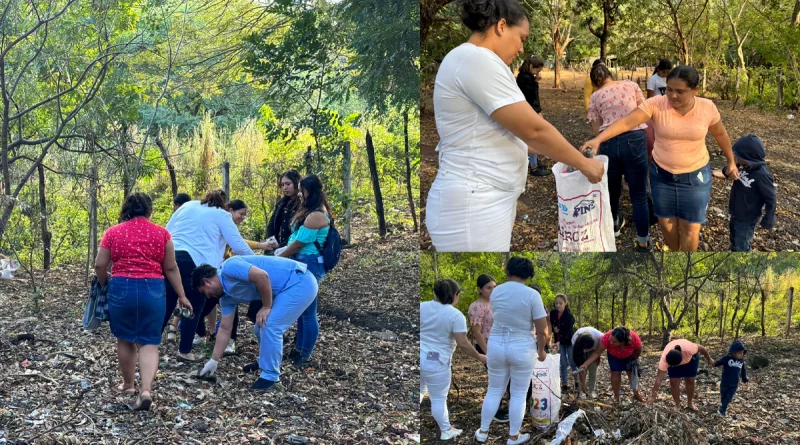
[646,339,714,411]
[582,66,739,251]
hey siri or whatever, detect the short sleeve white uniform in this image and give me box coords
[426,43,530,252]
[647,74,667,97]
[420,301,468,366]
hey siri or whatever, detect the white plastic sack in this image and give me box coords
[530,353,561,430]
[549,409,586,445]
[552,155,616,252]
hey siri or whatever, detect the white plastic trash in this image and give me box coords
[552,155,616,252]
[530,353,561,430]
[549,409,586,445]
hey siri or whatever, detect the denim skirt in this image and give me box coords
[108,277,166,345]
[650,161,712,224]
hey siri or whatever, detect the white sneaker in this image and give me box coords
[192,335,204,346]
[590,391,597,399]
[439,428,462,441]
[224,339,236,355]
[507,433,530,445]
[474,429,488,443]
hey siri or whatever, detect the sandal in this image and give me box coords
[133,392,152,411]
[177,353,203,363]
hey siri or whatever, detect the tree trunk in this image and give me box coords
[155,135,178,197]
[365,131,387,238]
[38,164,51,270]
[719,290,725,340]
[649,289,655,337]
[793,0,800,27]
[553,40,562,88]
[222,161,230,202]
[611,292,616,328]
[595,287,600,328]
[622,284,628,326]
[89,165,98,266]
[695,290,700,337]
[342,141,352,244]
[403,111,418,232]
[788,287,795,336]
[778,67,784,109]
[761,287,767,337]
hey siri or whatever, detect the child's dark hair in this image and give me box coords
[119,192,153,222]
[666,345,683,367]
[590,64,613,88]
[173,193,191,207]
[611,326,632,346]
[572,333,595,367]
[554,293,571,311]
[592,58,604,69]
[520,55,544,75]
[654,59,673,75]
[506,257,534,280]
[667,65,700,89]
[458,0,529,33]
[201,189,227,209]
[433,279,461,305]
[477,274,496,290]
[191,264,218,290]
[228,199,248,212]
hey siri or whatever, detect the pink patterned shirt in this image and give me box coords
[587,80,647,132]
[468,299,493,341]
[100,217,171,279]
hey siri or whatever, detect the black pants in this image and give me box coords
[162,251,207,354]
[196,298,240,341]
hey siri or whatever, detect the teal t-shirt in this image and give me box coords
[287,212,330,255]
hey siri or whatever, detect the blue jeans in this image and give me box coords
[599,129,650,243]
[719,383,738,415]
[293,254,326,358]
[730,218,757,252]
[559,343,576,385]
[529,154,538,168]
[253,270,318,381]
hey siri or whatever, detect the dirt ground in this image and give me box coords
[0,227,419,444]
[420,335,800,444]
[420,69,800,252]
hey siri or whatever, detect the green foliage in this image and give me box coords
[1,0,420,269]
[421,253,800,339]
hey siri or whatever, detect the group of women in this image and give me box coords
[426,0,741,252]
[420,257,721,443]
[93,171,332,409]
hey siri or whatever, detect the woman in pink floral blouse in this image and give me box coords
[587,64,651,251]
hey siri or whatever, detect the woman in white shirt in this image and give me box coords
[426,0,605,252]
[161,190,254,361]
[475,257,549,445]
[420,279,486,441]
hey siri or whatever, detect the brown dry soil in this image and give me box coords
[0,228,419,444]
[420,69,800,252]
[420,335,800,444]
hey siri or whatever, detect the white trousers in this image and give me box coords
[426,172,521,252]
[480,335,535,436]
[420,359,452,432]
